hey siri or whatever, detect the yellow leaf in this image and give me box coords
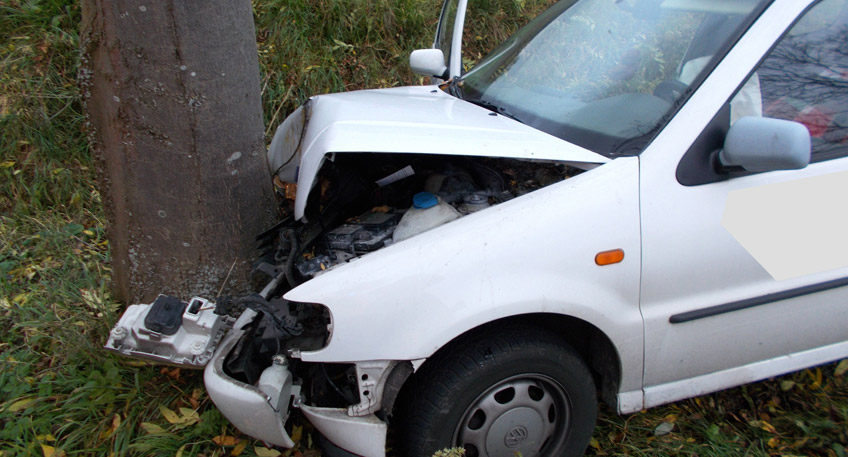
[290,425,302,444]
[178,407,200,425]
[213,435,240,446]
[589,437,601,449]
[8,398,35,412]
[40,444,64,457]
[231,440,248,456]
[159,405,180,424]
[140,422,166,434]
[175,445,186,457]
[760,420,778,434]
[0,161,15,168]
[254,447,282,457]
[835,359,848,377]
[83,230,94,236]
[36,434,55,442]
[767,437,779,448]
[99,414,121,440]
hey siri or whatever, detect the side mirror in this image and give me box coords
[719,116,811,172]
[409,49,448,79]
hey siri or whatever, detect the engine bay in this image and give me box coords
[265,153,584,283]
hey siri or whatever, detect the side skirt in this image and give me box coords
[617,340,848,414]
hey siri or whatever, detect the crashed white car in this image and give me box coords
[107,0,848,455]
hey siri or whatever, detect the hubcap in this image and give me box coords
[454,375,571,457]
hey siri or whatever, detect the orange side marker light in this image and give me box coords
[595,249,625,266]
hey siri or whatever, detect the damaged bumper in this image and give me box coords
[299,405,387,457]
[204,309,388,456]
[204,309,296,448]
[107,294,391,456]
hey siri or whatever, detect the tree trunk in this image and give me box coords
[80,0,277,304]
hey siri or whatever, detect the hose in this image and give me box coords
[282,229,300,289]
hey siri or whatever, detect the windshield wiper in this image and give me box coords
[446,76,464,99]
[467,99,521,122]
[446,77,522,122]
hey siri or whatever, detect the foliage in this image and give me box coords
[0,0,846,456]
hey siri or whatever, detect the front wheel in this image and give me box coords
[398,326,598,457]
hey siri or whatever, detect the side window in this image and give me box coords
[677,0,848,186]
[741,0,848,160]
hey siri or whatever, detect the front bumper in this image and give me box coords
[204,310,388,456]
[204,309,295,447]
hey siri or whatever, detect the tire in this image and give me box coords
[398,325,597,457]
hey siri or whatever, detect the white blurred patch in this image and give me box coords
[722,171,848,281]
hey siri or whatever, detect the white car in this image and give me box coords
[106,0,848,456]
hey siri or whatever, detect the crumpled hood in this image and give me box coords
[267,85,609,220]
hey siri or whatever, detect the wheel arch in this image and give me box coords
[389,313,622,416]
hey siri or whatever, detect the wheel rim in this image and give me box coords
[453,374,571,457]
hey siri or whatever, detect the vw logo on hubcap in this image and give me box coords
[504,425,529,448]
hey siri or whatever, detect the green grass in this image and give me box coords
[1,0,846,456]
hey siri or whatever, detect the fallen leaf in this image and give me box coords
[175,445,186,457]
[40,444,64,457]
[159,405,180,424]
[140,422,166,434]
[835,359,848,377]
[758,420,778,434]
[607,431,624,443]
[254,447,282,457]
[781,380,795,391]
[290,425,303,444]
[178,407,200,426]
[7,398,36,412]
[231,440,248,456]
[160,367,182,382]
[213,435,240,446]
[190,387,203,408]
[99,414,121,440]
[589,437,601,450]
[654,421,675,436]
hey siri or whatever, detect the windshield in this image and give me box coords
[458,0,771,156]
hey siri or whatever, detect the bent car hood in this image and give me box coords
[267,85,609,220]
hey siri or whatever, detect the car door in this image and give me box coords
[433,0,468,81]
[639,0,848,407]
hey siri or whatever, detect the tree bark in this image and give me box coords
[80,0,277,304]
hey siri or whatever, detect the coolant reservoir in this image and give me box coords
[393,192,461,242]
